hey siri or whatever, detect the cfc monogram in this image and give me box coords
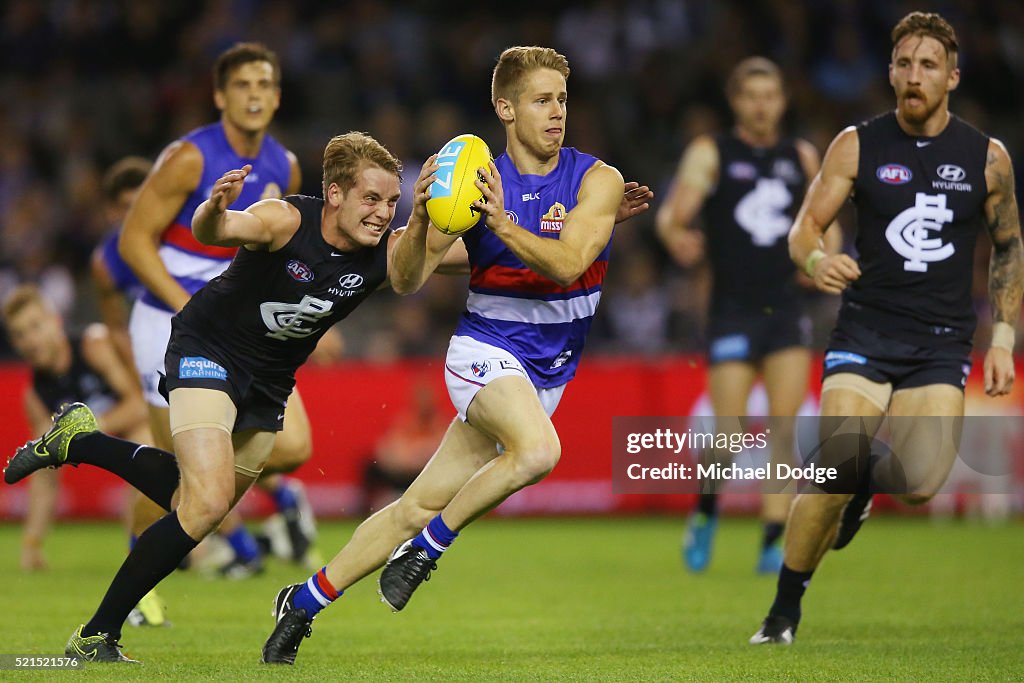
[260,295,334,340]
[733,178,793,246]
[885,192,955,272]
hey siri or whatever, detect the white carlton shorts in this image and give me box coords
[444,335,566,422]
[128,298,173,407]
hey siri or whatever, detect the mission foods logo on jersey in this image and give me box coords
[877,164,913,185]
[540,202,567,234]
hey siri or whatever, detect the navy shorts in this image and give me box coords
[822,319,972,391]
[162,332,289,433]
[706,307,811,365]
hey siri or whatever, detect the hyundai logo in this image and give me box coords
[937,164,966,182]
[338,273,364,289]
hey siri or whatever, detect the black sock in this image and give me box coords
[67,433,179,510]
[762,521,784,549]
[697,493,718,517]
[83,511,198,640]
[768,563,814,623]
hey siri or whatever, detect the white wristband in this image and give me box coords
[991,321,1015,351]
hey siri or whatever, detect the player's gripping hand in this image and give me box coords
[984,346,1015,396]
[472,162,508,232]
[209,164,252,212]
[811,254,861,295]
[616,182,654,224]
[410,154,439,225]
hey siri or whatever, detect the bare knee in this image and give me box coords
[393,496,441,536]
[178,491,232,537]
[509,437,561,485]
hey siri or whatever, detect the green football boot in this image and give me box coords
[3,402,97,484]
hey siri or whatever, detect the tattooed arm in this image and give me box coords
[983,139,1024,396]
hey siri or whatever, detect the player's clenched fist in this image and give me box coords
[811,253,861,295]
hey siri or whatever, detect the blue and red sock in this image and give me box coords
[292,567,342,618]
[410,514,459,560]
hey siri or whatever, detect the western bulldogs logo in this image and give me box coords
[877,164,913,185]
[471,360,491,378]
[540,203,566,234]
[286,259,314,282]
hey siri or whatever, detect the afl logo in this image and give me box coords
[337,273,364,289]
[471,360,491,378]
[876,164,913,185]
[505,210,519,225]
[286,259,314,282]
[937,164,966,182]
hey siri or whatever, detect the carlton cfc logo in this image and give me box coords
[286,260,314,282]
[876,164,913,185]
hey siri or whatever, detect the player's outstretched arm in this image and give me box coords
[434,238,470,275]
[192,166,295,249]
[983,139,1024,397]
[789,126,861,294]
[473,162,623,287]
[655,136,716,268]
[118,140,202,313]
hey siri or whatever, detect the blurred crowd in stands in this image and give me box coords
[2,0,1023,360]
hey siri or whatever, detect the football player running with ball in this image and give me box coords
[750,12,1023,645]
[262,46,650,664]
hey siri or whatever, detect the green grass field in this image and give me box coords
[2,516,1022,681]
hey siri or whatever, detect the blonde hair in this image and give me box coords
[892,12,959,68]
[322,132,403,195]
[491,46,570,106]
[726,57,783,98]
[1,284,51,325]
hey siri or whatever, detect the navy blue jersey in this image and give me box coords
[703,133,807,315]
[174,195,389,389]
[33,336,116,415]
[843,112,989,345]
